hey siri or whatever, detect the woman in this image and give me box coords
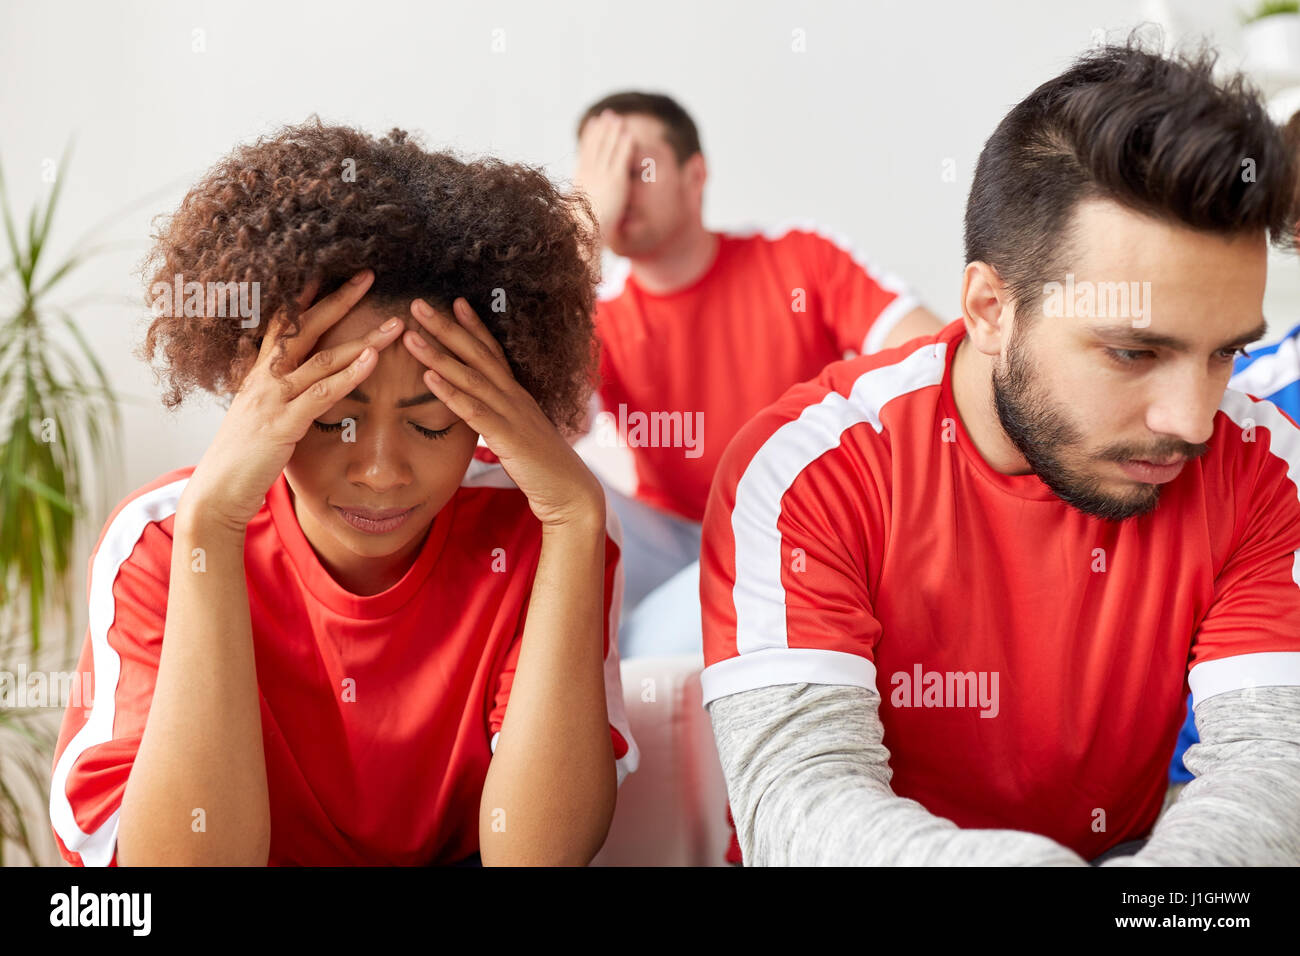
[48,119,637,866]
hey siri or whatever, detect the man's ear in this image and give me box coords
[961,261,1013,358]
[684,152,707,201]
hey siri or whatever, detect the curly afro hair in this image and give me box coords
[137,116,600,432]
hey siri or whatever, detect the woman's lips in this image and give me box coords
[333,504,417,534]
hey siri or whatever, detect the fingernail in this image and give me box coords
[381,317,399,331]
[351,270,370,284]
[414,299,434,318]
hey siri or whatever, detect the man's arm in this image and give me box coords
[708,681,1089,866]
[1102,684,1300,866]
[805,230,943,356]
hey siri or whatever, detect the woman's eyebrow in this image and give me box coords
[344,387,442,408]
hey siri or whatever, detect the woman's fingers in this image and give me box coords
[406,297,514,391]
[282,315,404,398]
[256,277,320,367]
[285,338,383,427]
[450,297,508,362]
[400,319,510,436]
[288,269,377,362]
[258,270,376,373]
[403,326,500,409]
[421,364,505,437]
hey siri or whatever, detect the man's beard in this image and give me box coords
[608,216,672,258]
[991,327,1171,522]
[607,190,689,258]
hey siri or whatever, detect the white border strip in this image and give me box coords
[701,647,878,706]
[1189,652,1300,706]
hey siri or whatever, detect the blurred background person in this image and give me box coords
[572,92,944,657]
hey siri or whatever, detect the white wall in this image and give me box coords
[0,0,1293,633]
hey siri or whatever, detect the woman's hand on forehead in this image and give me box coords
[403,295,604,529]
[265,270,381,372]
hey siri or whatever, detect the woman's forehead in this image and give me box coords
[312,297,424,350]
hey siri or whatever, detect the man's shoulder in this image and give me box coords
[593,220,846,306]
[713,330,955,498]
[718,220,843,266]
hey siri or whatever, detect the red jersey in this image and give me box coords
[593,222,920,522]
[50,448,637,866]
[701,318,1300,859]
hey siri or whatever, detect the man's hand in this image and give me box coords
[574,109,635,242]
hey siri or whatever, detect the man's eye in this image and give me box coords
[1219,346,1251,362]
[312,420,345,433]
[1106,348,1154,364]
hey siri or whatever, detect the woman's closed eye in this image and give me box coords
[312,419,454,440]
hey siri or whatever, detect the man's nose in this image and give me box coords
[1144,369,1219,449]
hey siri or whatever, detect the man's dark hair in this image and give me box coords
[577,91,702,164]
[964,36,1299,316]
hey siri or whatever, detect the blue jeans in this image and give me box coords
[621,560,704,659]
[599,480,704,659]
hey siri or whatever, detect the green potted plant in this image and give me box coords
[0,145,128,864]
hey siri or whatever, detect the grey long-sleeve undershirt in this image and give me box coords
[706,681,1300,866]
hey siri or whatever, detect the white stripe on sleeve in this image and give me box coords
[49,478,188,867]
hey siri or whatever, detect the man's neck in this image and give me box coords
[950,331,1034,476]
[627,224,718,296]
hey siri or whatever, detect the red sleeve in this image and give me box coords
[808,229,919,357]
[1188,395,1300,705]
[486,513,639,785]
[700,377,885,707]
[49,487,179,867]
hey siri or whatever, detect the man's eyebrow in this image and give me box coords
[1089,320,1269,352]
[344,388,442,409]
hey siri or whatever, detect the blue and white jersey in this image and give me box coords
[1229,321,1300,416]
